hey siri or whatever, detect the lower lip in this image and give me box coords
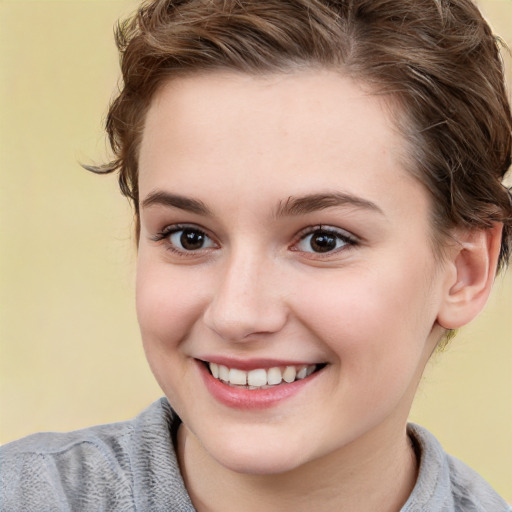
[197,361,322,410]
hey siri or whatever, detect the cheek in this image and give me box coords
[291,263,439,367]
[289,269,438,428]
[135,254,207,409]
[135,253,207,349]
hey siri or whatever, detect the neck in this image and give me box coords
[177,419,418,512]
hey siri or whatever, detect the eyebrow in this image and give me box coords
[276,192,384,217]
[141,190,384,219]
[141,190,212,216]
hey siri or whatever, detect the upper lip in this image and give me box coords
[197,356,324,371]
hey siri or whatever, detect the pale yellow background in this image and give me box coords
[0,0,511,501]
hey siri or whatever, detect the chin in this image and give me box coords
[213,449,306,476]
[199,430,315,476]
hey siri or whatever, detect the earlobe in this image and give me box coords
[437,223,503,330]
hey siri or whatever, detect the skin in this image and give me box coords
[135,70,498,511]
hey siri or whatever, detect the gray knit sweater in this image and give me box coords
[0,398,509,511]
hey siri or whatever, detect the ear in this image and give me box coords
[437,223,503,330]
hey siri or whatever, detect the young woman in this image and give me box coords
[1,1,511,510]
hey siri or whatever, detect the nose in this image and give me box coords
[203,249,288,342]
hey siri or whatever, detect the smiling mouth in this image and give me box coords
[202,361,327,389]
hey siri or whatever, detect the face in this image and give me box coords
[136,70,447,475]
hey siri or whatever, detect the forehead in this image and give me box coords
[138,70,426,225]
[143,70,397,146]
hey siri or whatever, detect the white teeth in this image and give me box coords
[267,367,283,385]
[210,362,219,379]
[229,368,247,385]
[282,366,297,383]
[218,365,229,382]
[208,362,320,388]
[296,367,308,380]
[247,369,267,387]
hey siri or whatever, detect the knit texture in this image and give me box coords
[1,398,509,511]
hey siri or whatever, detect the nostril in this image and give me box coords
[203,305,288,342]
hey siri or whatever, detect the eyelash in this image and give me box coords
[292,225,358,256]
[151,224,217,257]
[151,224,358,257]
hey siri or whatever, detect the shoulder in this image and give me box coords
[443,454,511,512]
[403,424,511,512]
[1,417,135,511]
[0,398,194,512]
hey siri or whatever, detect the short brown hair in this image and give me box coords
[89,0,512,270]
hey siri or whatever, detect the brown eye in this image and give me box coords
[180,229,206,250]
[296,227,355,254]
[309,232,338,253]
[169,227,215,251]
